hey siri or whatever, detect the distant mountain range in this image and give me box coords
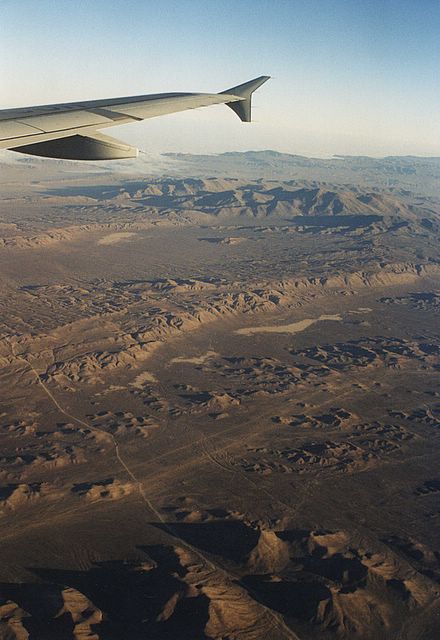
[2,149,440,197]
[116,178,420,221]
[164,151,440,196]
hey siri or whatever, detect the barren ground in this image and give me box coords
[0,154,439,639]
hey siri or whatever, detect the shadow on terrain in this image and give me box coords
[153,519,260,564]
[1,545,211,639]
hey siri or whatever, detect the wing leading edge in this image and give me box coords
[0,76,270,160]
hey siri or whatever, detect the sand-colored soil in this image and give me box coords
[97,231,138,245]
[0,169,439,639]
[235,314,342,335]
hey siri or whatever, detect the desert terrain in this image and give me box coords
[0,150,439,639]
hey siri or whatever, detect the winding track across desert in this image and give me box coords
[0,155,440,639]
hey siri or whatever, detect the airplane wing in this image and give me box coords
[0,76,269,160]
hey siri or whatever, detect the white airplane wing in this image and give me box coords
[0,76,269,160]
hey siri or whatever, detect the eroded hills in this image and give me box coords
[0,154,439,639]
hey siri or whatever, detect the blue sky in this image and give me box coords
[1,0,439,156]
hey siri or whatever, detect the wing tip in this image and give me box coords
[221,75,270,122]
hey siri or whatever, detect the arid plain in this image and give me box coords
[0,152,439,639]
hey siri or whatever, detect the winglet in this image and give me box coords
[220,75,270,122]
